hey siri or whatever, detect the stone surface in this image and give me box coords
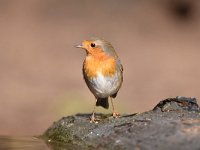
[42,97,200,150]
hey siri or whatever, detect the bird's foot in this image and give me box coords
[90,115,99,123]
[112,112,120,118]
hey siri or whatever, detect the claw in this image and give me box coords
[90,114,99,123]
[112,112,120,118]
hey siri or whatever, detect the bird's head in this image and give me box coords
[76,38,117,58]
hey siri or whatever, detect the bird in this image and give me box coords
[76,38,123,122]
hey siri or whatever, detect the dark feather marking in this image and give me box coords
[96,97,109,109]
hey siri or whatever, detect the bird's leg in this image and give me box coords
[110,97,120,118]
[90,99,98,123]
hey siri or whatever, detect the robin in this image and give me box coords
[76,38,123,122]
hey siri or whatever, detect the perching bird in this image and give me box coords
[76,38,123,122]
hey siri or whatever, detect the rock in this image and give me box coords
[42,97,200,150]
[153,96,200,112]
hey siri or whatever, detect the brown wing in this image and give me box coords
[111,59,123,98]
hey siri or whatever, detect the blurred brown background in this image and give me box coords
[0,0,200,135]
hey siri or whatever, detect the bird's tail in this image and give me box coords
[96,98,109,109]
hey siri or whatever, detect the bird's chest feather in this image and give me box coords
[83,55,120,98]
[83,55,116,79]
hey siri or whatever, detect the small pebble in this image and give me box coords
[115,140,121,143]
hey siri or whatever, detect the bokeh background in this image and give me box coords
[1,0,200,135]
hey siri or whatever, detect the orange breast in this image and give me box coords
[83,54,116,79]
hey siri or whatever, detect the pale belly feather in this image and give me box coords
[89,72,120,98]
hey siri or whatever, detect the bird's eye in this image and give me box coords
[91,43,95,47]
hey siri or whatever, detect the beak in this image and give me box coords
[75,44,83,48]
